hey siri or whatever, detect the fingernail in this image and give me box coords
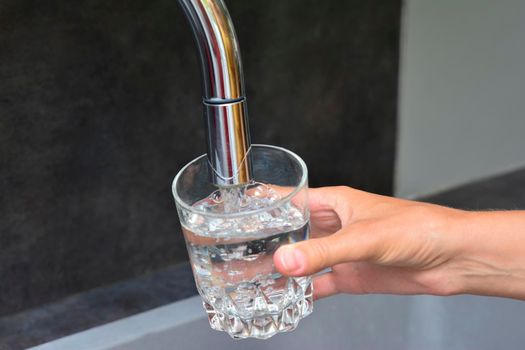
[279,246,303,273]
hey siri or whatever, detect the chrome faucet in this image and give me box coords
[179,0,253,187]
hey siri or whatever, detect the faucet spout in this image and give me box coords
[179,0,252,186]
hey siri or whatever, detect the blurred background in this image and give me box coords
[2,0,525,348]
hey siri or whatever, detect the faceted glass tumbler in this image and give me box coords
[172,144,312,339]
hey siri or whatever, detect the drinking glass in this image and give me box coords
[172,144,312,339]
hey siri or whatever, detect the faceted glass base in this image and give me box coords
[202,277,313,339]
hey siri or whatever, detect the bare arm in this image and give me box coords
[273,186,525,300]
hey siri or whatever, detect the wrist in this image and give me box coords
[450,210,525,299]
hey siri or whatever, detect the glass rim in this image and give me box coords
[172,144,308,219]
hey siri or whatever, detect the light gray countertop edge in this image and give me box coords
[28,296,204,350]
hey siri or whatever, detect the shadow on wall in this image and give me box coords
[0,0,401,316]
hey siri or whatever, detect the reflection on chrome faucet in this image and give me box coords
[179,0,253,187]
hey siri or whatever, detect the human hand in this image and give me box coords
[273,186,469,299]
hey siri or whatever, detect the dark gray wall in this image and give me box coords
[0,0,401,316]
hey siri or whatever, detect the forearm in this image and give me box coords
[453,210,525,300]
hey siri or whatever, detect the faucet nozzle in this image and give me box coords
[179,0,253,187]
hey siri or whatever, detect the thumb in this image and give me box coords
[274,223,377,276]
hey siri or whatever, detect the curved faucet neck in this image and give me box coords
[179,0,252,187]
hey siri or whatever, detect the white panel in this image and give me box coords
[396,0,525,197]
